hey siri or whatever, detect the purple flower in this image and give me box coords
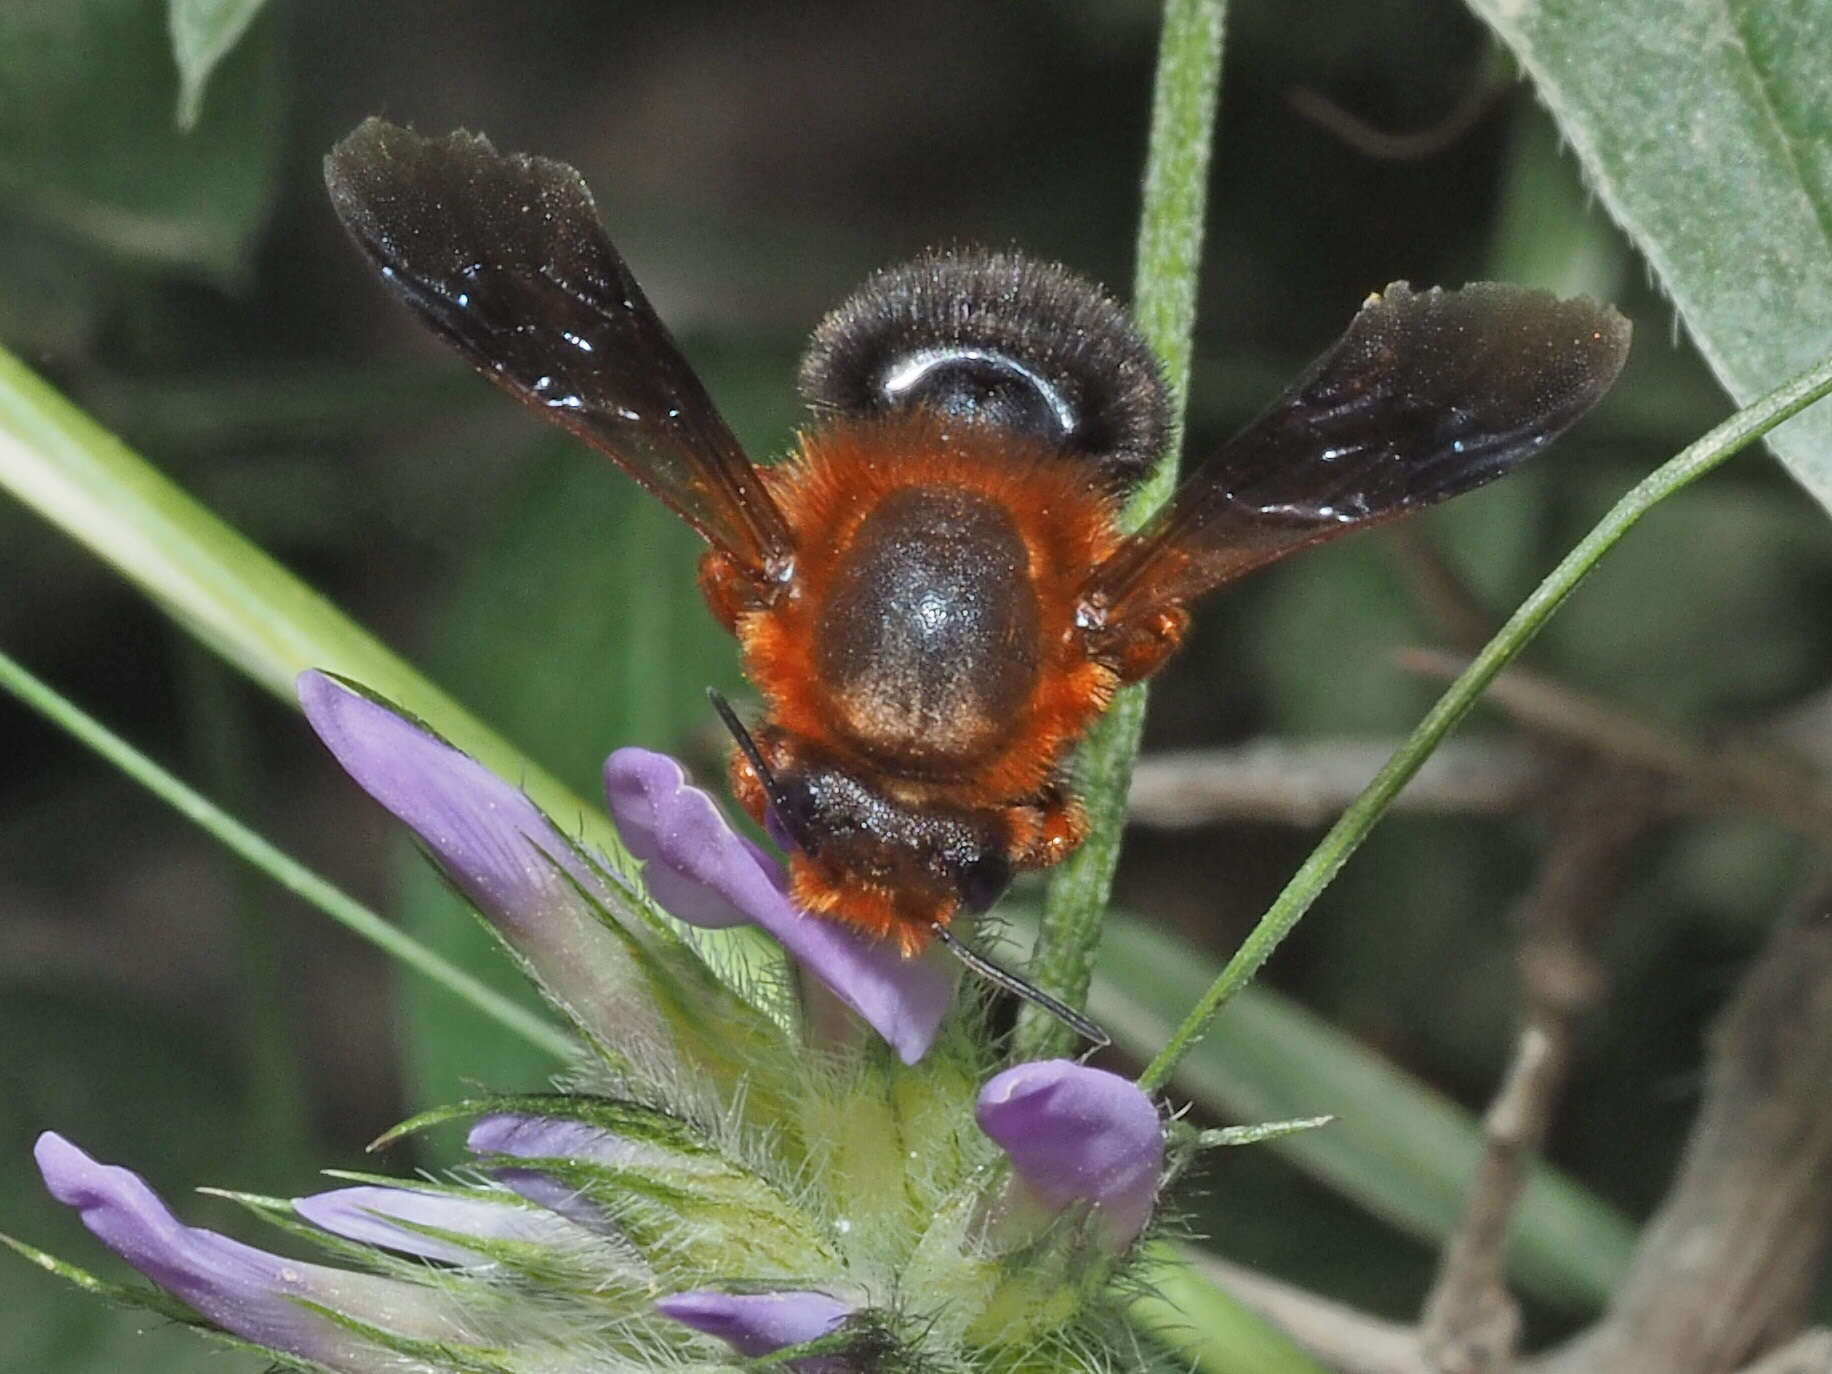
[976,1059,1163,1250]
[35,1134,471,1370]
[467,1112,636,1168]
[299,671,954,1065]
[604,748,954,1064]
[297,670,677,1060]
[655,1288,854,1358]
[458,1114,627,1233]
[293,1183,584,1267]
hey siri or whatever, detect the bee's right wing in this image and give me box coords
[325,118,794,579]
[1081,281,1631,658]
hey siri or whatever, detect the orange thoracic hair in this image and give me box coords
[729,410,1130,812]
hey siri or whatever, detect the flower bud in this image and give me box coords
[976,1059,1163,1250]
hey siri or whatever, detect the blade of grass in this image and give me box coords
[0,345,585,829]
[0,644,575,1062]
[0,342,773,989]
[1466,0,1832,514]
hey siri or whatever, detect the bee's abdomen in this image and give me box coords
[814,485,1040,770]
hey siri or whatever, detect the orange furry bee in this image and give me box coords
[326,119,1629,983]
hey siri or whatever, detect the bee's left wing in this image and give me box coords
[325,118,795,578]
[1080,282,1630,665]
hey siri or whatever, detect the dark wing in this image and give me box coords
[324,118,794,575]
[1081,282,1630,639]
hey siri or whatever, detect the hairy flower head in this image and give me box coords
[21,674,1170,1374]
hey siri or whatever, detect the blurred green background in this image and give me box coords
[3,0,1827,1369]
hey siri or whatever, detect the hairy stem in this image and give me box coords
[1016,0,1226,1063]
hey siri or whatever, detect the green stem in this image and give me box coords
[0,646,576,1063]
[1015,0,1226,1063]
[1138,349,1832,1095]
[0,344,613,863]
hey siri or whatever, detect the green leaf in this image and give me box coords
[0,0,281,280]
[1464,0,1832,515]
[166,0,269,129]
[1094,916,1636,1311]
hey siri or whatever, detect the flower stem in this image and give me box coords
[1015,0,1226,1063]
[1137,348,1832,1096]
[0,646,576,1062]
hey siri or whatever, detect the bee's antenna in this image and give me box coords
[707,688,820,855]
[929,922,1111,1049]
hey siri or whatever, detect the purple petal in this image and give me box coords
[976,1060,1163,1249]
[487,1168,613,1233]
[294,1185,575,1266]
[656,1289,853,1358]
[36,1134,468,1368]
[298,671,670,1056]
[466,1114,636,1229]
[467,1113,637,1166]
[604,748,954,1063]
[603,747,772,928]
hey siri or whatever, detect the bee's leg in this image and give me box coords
[1005,782,1089,874]
[1103,603,1191,686]
[697,548,771,635]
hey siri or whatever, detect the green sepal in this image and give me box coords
[204,1181,655,1294]
[967,1200,1132,1350]
[739,1309,913,1373]
[372,1094,839,1282]
[372,1093,716,1153]
[898,1166,1003,1351]
[540,841,806,1124]
[483,1153,835,1282]
[0,1231,344,1374]
[1189,1116,1336,1149]
[1159,1114,1337,1193]
[293,1298,518,1374]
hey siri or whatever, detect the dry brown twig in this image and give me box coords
[1196,870,1832,1374]
[1527,879,1832,1374]
[1417,767,1658,1373]
[1127,737,1542,828]
[1401,650,1832,849]
[1127,657,1832,843]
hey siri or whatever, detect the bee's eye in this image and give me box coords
[956,848,1014,915]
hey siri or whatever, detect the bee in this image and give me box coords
[325,118,1629,1034]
